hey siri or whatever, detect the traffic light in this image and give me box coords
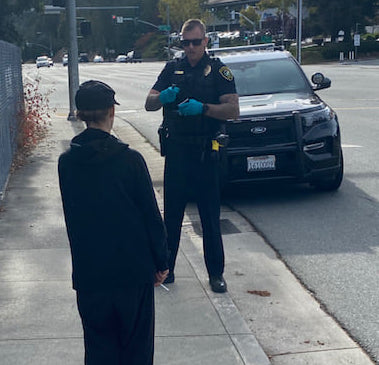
[52,0,65,7]
[112,15,117,24]
[80,21,92,37]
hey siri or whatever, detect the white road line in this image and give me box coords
[116,110,138,114]
[342,144,363,148]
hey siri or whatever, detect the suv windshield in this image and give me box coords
[227,58,311,96]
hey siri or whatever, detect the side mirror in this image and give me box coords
[311,72,331,90]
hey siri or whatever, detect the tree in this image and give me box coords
[304,0,378,41]
[257,0,296,12]
[256,0,296,37]
[239,6,260,31]
[0,0,43,44]
[157,0,206,33]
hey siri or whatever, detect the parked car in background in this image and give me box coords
[93,55,104,63]
[62,54,68,66]
[126,50,142,63]
[208,44,343,191]
[36,56,50,68]
[79,53,89,62]
[115,54,128,63]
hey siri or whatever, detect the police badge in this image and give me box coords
[219,66,234,81]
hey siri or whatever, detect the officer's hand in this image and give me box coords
[178,98,204,116]
[159,86,180,105]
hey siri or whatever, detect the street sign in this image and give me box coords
[354,34,360,47]
[158,25,171,31]
[44,5,63,14]
[116,16,123,24]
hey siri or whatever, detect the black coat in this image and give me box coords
[58,128,168,292]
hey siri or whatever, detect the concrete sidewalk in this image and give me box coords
[0,112,374,364]
[0,113,269,365]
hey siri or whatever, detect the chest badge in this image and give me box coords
[219,66,234,81]
[204,65,211,77]
[174,70,184,75]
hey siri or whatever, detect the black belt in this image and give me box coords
[169,135,210,145]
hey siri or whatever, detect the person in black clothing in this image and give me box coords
[145,19,239,293]
[58,80,169,365]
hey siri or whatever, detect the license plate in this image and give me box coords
[247,155,276,172]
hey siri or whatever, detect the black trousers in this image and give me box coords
[164,143,225,277]
[76,284,154,365]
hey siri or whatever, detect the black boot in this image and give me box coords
[209,275,227,293]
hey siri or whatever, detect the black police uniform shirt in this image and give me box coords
[152,53,236,140]
[58,128,168,292]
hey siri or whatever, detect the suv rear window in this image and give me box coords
[227,58,311,96]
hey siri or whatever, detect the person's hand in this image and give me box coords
[154,269,169,287]
[178,98,204,116]
[159,86,180,105]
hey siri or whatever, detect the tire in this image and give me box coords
[312,153,344,191]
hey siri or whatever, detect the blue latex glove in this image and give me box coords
[178,98,204,116]
[159,86,180,105]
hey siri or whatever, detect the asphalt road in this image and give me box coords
[23,59,379,362]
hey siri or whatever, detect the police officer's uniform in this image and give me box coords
[152,53,236,279]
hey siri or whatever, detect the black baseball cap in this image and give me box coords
[75,80,120,111]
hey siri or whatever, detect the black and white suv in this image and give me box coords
[211,44,343,191]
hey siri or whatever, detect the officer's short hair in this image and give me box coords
[181,19,206,38]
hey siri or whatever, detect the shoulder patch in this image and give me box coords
[219,66,234,81]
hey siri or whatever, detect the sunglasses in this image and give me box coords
[180,38,204,47]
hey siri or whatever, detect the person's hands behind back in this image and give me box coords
[154,269,169,287]
[159,86,180,105]
[178,98,203,116]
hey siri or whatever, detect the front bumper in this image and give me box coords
[222,112,342,185]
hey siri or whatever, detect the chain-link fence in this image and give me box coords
[0,40,24,199]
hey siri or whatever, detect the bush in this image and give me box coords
[362,34,376,41]
[17,77,54,156]
[293,40,379,64]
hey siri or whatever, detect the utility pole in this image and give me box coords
[67,0,79,121]
[296,0,302,63]
[281,0,284,47]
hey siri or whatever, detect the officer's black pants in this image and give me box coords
[164,144,225,277]
[76,284,154,365]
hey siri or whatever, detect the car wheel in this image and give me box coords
[312,153,344,191]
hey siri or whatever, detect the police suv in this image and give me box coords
[210,44,343,191]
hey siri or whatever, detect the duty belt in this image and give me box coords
[169,134,210,145]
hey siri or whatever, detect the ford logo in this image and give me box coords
[251,126,267,134]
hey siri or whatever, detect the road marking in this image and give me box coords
[334,107,379,110]
[116,110,138,114]
[342,144,362,148]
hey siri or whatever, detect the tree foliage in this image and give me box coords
[256,0,296,13]
[5,0,379,61]
[0,0,43,44]
[304,0,378,41]
[239,6,260,31]
[158,0,206,32]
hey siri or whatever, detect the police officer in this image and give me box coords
[145,19,239,293]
